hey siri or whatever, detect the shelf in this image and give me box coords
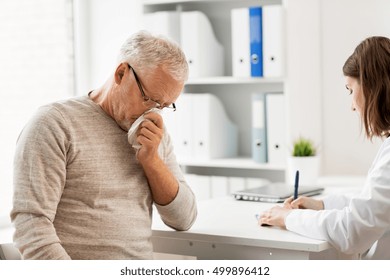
[186,76,284,85]
[143,0,197,4]
[143,0,282,6]
[178,157,285,170]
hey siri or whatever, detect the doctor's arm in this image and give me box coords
[278,151,390,254]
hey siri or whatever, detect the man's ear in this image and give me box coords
[114,63,127,85]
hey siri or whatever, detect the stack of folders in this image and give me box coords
[142,11,224,78]
[231,5,284,78]
[164,93,238,162]
[252,92,286,165]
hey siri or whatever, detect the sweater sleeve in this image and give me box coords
[285,141,390,255]
[154,128,197,231]
[10,106,71,259]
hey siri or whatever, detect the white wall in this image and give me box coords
[320,0,390,175]
[286,0,390,176]
[0,0,74,219]
[285,0,322,157]
[73,0,143,95]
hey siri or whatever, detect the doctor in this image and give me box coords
[259,36,390,259]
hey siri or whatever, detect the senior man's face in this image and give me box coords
[114,64,183,131]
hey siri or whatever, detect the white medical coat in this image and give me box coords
[285,137,390,259]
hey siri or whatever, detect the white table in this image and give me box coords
[152,194,358,260]
[1,177,364,260]
[3,202,332,260]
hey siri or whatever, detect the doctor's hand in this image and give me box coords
[136,111,163,164]
[258,206,292,228]
[284,196,324,210]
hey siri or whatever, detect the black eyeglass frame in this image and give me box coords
[127,64,176,111]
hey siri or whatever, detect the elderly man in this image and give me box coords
[11,31,197,259]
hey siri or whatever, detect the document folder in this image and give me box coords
[252,93,267,163]
[181,11,224,78]
[249,7,263,77]
[266,93,286,165]
[231,7,251,77]
[263,5,284,77]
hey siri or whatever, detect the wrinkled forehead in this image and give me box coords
[144,67,184,101]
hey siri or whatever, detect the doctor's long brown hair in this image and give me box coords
[343,36,390,139]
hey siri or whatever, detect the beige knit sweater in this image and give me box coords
[11,96,197,259]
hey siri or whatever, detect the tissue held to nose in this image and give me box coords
[127,108,164,157]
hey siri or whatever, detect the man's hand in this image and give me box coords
[136,111,163,164]
[134,111,179,205]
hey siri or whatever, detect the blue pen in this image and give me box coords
[294,170,299,200]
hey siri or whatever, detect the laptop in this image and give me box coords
[232,182,324,203]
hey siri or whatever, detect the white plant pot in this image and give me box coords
[286,156,320,186]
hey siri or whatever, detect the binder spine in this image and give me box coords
[249,7,263,77]
[252,93,267,163]
[263,5,284,77]
[231,8,251,77]
[266,93,286,165]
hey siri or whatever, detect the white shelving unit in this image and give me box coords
[186,76,284,85]
[141,0,322,182]
[179,157,284,170]
[142,0,286,181]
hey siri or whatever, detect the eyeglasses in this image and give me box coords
[128,64,176,111]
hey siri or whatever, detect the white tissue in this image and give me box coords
[127,108,163,152]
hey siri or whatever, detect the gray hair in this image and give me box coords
[117,30,188,82]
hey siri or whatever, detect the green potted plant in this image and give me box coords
[292,138,316,157]
[287,137,319,186]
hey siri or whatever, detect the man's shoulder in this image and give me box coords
[24,96,91,129]
[49,95,91,111]
[37,95,92,117]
